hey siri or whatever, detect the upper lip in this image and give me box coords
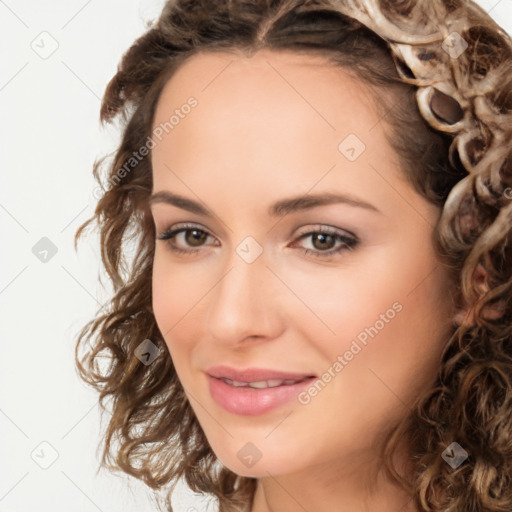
[206,365,316,382]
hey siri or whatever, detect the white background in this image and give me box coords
[1,1,511,511]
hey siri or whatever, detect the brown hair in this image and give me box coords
[74,1,512,511]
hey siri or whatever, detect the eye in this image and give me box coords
[156,223,217,256]
[290,225,358,259]
[156,223,359,259]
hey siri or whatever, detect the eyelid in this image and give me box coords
[157,222,217,246]
[157,221,359,259]
[293,223,356,239]
[157,222,356,239]
[289,225,358,258]
[157,223,355,244]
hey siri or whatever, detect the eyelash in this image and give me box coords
[156,222,359,259]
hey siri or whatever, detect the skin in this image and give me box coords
[149,49,457,512]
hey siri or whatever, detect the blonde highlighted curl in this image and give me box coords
[74,1,512,511]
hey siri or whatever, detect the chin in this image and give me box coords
[214,447,298,478]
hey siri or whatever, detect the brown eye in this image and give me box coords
[291,227,359,259]
[157,224,216,256]
[184,229,208,247]
[310,232,336,251]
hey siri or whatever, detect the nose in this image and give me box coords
[205,248,284,347]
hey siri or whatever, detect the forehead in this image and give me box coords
[151,49,393,153]
[152,48,378,132]
[149,49,410,222]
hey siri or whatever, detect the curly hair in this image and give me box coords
[74,1,512,511]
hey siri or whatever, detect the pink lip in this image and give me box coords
[206,365,316,382]
[205,366,317,416]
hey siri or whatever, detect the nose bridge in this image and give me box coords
[206,241,281,344]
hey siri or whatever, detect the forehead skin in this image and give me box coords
[150,49,440,236]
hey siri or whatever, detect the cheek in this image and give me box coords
[151,255,194,354]
[345,263,451,397]
[289,248,451,380]
[151,267,196,388]
[151,253,213,374]
[151,252,199,331]
[152,268,175,336]
[269,253,404,355]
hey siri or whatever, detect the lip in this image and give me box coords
[205,366,317,416]
[206,365,316,382]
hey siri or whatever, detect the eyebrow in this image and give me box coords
[149,191,381,217]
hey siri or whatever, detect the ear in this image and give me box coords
[453,263,507,327]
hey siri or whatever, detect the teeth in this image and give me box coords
[231,379,250,387]
[248,379,282,389]
[221,377,308,388]
[266,379,286,387]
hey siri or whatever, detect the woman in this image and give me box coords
[74,1,512,511]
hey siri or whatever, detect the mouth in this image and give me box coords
[205,366,317,416]
[206,365,316,383]
[216,375,313,389]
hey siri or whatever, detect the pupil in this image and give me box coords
[187,229,206,247]
[314,233,333,250]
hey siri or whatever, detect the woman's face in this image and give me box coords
[150,49,456,478]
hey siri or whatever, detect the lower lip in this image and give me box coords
[207,375,316,416]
